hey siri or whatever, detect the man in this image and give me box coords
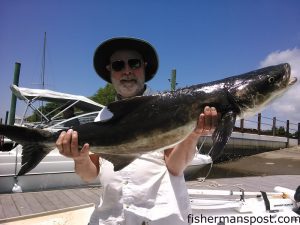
[56,37,218,225]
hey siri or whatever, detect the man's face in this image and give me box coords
[107,50,146,98]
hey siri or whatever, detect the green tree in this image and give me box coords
[276,126,286,137]
[90,83,116,106]
[293,130,299,139]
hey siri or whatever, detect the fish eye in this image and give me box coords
[268,76,275,83]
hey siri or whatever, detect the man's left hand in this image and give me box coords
[193,106,218,136]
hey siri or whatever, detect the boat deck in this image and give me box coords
[0,175,299,221]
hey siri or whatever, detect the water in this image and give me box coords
[186,146,300,181]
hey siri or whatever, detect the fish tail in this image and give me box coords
[17,143,54,176]
[0,124,57,176]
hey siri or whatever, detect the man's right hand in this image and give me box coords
[56,129,90,161]
[56,129,99,181]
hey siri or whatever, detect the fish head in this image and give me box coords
[229,63,297,118]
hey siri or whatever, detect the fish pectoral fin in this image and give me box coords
[99,153,138,171]
[209,111,236,161]
[18,144,52,176]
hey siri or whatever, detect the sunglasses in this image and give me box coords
[110,59,142,72]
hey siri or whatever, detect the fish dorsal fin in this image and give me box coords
[209,111,236,161]
[105,95,159,122]
[100,153,139,171]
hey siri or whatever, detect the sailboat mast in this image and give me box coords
[40,32,46,119]
[41,32,46,89]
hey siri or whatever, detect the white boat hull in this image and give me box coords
[0,146,100,193]
[0,145,206,193]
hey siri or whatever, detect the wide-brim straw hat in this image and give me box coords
[93,37,159,83]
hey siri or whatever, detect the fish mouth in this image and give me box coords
[288,77,297,86]
[283,63,297,86]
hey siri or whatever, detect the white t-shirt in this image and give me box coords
[89,86,192,225]
[89,152,191,225]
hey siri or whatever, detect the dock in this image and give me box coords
[0,185,102,220]
[0,175,299,222]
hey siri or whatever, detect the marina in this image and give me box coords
[0,83,299,223]
[1,1,300,224]
[1,45,299,225]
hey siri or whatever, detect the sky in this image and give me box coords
[1,0,300,130]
